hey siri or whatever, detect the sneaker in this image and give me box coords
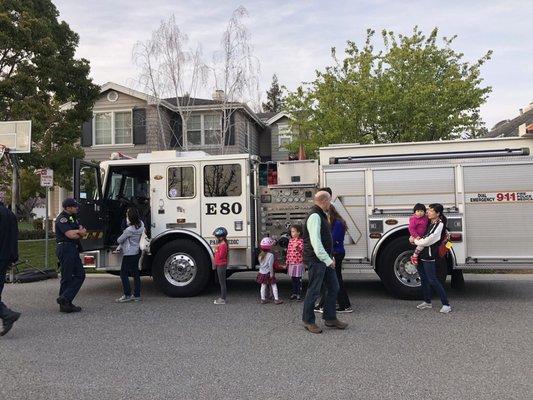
[410,255,419,266]
[274,299,284,305]
[337,307,354,313]
[213,298,226,305]
[69,303,82,312]
[440,305,452,314]
[116,295,133,303]
[131,296,142,302]
[290,294,297,300]
[314,306,323,314]
[416,302,432,309]
[260,299,268,304]
[296,295,302,301]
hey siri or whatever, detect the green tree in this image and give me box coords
[0,0,100,189]
[284,28,492,156]
[262,74,284,113]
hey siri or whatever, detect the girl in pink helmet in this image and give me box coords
[256,237,283,305]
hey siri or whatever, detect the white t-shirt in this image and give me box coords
[258,252,274,275]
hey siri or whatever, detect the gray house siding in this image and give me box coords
[83,91,152,162]
[182,109,263,156]
[270,116,292,161]
[82,88,268,162]
[234,110,261,155]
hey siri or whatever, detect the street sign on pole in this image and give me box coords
[40,168,53,187]
[38,168,54,269]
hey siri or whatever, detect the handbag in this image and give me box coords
[139,230,151,253]
[438,240,452,258]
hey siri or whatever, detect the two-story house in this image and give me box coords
[485,102,533,138]
[49,82,296,216]
[81,82,267,162]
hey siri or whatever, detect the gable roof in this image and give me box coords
[485,107,533,138]
[264,112,294,126]
[256,111,277,121]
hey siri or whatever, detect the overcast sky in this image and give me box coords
[53,0,532,130]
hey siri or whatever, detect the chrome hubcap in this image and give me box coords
[163,253,197,287]
[394,250,421,288]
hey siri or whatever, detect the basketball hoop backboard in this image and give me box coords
[0,120,31,153]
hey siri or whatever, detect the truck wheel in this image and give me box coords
[152,240,211,297]
[378,236,446,300]
[450,269,465,291]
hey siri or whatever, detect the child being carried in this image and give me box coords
[409,203,429,266]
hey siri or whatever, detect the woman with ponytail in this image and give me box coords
[414,203,452,314]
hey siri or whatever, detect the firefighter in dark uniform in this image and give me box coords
[0,199,21,336]
[55,198,87,313]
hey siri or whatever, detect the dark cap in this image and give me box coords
[62,198,79,208]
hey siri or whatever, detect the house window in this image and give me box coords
[204,164,242,197]
[94,111,132,145]
[187,115,202,146]
[168,166,195,198]
[278,123,292,150]
[186,114,221,147]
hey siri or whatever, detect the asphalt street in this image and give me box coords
[0,272,532,400]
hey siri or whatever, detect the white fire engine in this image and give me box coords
[74,135,533,299]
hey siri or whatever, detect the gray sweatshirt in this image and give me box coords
[116,221,145,256]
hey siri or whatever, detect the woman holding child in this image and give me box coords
[413,203,452,314]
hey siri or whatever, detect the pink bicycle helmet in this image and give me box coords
[260,237,276,251]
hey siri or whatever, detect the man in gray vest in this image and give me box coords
[302,190,348,333]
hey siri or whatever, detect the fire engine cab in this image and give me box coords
[74,135,533,299]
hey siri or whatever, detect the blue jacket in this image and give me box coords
[331,219,345,255]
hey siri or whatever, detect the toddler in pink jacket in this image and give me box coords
[409,203,429,266]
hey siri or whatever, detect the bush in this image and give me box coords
[32,218,44,230]
[19,230,55,240]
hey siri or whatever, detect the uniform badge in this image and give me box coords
[60,217,67,223]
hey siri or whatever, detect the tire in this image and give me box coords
[450,269,465,291]
[377,236,447,300]
[152,240,211,297]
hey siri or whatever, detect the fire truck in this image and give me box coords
[74,135,533,299]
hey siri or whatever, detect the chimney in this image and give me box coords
[212,90,225,102]
[522,102,533,114]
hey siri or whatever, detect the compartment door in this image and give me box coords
[201,159,249,250]
[150,163,201,238]
[324,169,368,259]
[463,163,533,261]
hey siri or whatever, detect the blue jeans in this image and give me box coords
[291,277,302,296]
[57,242,86,302]
[419,260,449,306]
[120,254,141,297]
[302,260,339,324]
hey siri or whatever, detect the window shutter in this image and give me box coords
[81,118,93,147]
[132,108,147,145]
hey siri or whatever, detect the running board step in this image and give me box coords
[456,263,533,270]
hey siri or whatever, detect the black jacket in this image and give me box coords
[303,205,333,265]
[0,202,19,262]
